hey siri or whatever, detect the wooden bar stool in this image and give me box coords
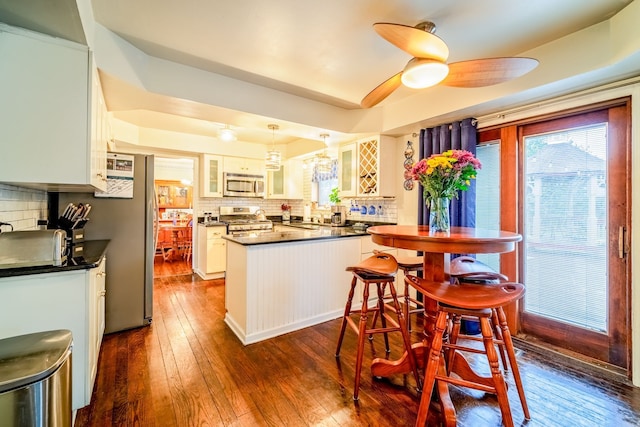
[335,252,421,400]
[397,256,424,331]
[405,275,526,427]
[448,256,529,418]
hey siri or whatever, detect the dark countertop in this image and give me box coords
[0,240,109,278]
[223,225,368,246]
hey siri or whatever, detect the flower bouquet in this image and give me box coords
[410,149,481,231]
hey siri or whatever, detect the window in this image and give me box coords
[475,143,501,271]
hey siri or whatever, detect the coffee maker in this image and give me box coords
[331,205,346,227]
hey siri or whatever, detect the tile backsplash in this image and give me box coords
[0,184,48,231]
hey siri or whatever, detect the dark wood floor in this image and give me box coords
[76,266,640,426]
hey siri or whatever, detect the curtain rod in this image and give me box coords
[475,75,640,127]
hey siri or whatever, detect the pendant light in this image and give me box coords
[265,124,281,171]
[314,133,332,173]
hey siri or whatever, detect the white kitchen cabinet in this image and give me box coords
[338,143,357,197]
[0,257,107,411]
[224,157,266,175]
[0,23,108,191]
[87,257,107,396]
[267,159,303,199]
[200,154,223,197]
[195,224,227,279]
[355,135,397,197]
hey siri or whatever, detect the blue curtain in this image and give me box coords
[417,118,478,227]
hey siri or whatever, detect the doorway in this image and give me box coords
[478,99,631,372]
[154,156,196,278]
[518,102,631,370]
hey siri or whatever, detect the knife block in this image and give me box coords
[57,217,88,256]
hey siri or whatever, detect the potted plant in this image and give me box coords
[329,187,346,226]
[329,187,341,205]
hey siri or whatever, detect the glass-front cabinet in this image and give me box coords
[200,154,223,197]
[338,143,357,197]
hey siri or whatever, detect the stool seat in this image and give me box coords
[336,252,421,400]
[397,256,424,271]
[405,275,527,427]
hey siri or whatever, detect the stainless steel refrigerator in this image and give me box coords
[59,153,155,333]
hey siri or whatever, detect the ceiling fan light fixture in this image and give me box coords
[218,125,237,142]
[401,58,449,89]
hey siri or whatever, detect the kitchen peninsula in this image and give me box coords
[223,225,371,344]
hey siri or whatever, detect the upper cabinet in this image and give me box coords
[0,24,108,191]
[200,154,223,197]
[339,136,396,198]
[267,159,303,199]
[224,157,265,175]
[338,143,357,197]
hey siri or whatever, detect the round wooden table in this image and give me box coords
[366,225,522,426]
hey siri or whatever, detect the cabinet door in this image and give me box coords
[207,239,227,273]
[267,164,286,198]
[88,257,106,394]
[201,154,223,197]
[0,25,96,189]
[90,66,108,191]
[225,157,265,175]
[339,143,357,197]
[286,159,304,199]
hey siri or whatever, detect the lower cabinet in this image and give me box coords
[0,257,107,411]
[195,224,227,279]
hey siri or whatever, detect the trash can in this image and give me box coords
[450,256,505,335]
[0,330,73,427]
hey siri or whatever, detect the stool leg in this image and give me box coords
[368,283,381,338]
[480,317,514,427]
[492,309,509,370]
[335,276,357,357]
[404,278,412,332]
[496,307,530,420]
[375,282,391,353]
[386,279,422,391]
[447,314,462,374]
[353,281,371,400]
[415,310,448,427]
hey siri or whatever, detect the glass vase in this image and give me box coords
[429,197,451,232]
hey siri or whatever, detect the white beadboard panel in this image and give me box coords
[225,241,248,334]
[224,237,362,345]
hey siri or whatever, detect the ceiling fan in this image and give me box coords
[360,21,539,108]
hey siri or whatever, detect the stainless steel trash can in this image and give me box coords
[0,330,73,427]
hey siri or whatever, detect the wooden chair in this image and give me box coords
[335,252,421,400]
[405,274,526,427]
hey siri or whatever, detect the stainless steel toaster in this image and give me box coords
[0,229,67,268]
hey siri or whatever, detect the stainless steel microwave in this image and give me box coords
[223,172,265,197]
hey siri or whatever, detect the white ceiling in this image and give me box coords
[1,0,639,154]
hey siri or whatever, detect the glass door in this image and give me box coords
[519,103,630,369]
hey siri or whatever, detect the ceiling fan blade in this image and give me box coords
[441,57,539,88]
[360,72,403,108]
[374,23,449,62]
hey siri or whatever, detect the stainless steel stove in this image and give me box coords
[220,206,273,234]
